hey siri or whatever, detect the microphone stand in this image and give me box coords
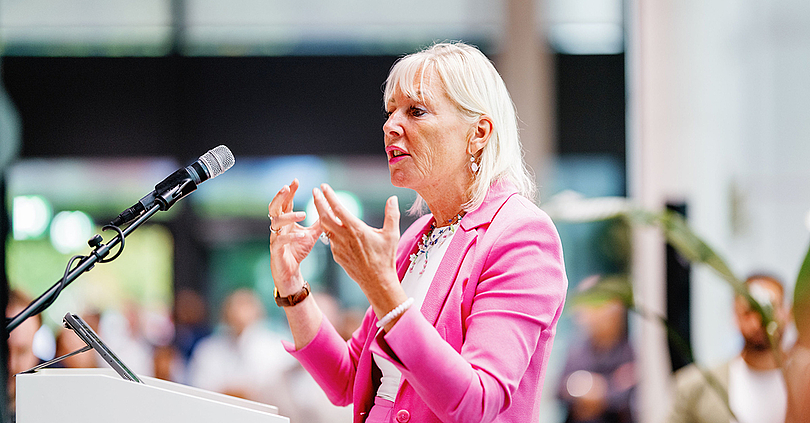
[6,202,162,333]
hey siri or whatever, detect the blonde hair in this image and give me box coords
[383,42,536,214]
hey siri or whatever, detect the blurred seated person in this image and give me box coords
[152,343,183,382]
[173,288,211,363]
[186,288,296,407]
[54,326,99,369]
[667,274,790,423]
[97,302,155,377]
[282,292,353,423]
[557,275,636,423]
[6,290,44,419]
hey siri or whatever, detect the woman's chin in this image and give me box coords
[388,171,413,190]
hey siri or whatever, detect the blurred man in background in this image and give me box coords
[186,289,296,411]
[667,274,790,423]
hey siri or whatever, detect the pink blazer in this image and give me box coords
[285,181,568,423]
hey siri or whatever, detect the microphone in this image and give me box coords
[110,145,235,226]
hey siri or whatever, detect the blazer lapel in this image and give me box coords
[417,180,518,326]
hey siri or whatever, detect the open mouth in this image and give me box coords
[386,146,410,162]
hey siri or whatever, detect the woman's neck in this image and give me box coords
[419,167,474,226]
[425,195,467,227]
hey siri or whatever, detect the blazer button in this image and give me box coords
[395,409,410,422]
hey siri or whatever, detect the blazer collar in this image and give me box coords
[459,179,518,231]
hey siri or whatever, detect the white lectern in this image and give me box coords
[16,368,290,423]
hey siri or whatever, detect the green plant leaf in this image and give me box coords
[570,274,634,309]
[794,241,810,340]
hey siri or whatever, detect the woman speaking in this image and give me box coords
[267,42,567,423]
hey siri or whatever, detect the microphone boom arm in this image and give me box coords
[6,202,163,333]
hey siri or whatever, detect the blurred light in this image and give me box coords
[12,195,52,240]
[50,211,94,254]
[305,190,364,227]
[546,0,624,55]
[566,370,594,398]
[549,23,624,55]
[32,325,56,361]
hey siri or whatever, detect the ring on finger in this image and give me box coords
[268,214,281,234]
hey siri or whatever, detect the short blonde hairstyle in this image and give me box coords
[383,42,536,214]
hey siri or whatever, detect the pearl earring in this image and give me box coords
[470,155,479,173]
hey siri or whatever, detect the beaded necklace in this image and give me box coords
[408,212,466,275]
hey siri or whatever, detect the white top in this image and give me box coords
[373,222,460,401]
[728,355,787,423]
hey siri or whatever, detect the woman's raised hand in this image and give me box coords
[268,179,321,294]
[313,184,405,312]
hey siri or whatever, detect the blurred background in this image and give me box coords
[0,0,808,422]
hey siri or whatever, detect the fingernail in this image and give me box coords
[293,211,306,219]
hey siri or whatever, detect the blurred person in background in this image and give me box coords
[185,288,297,411]
[282,292,353,422]
[172,288,211,365]
[97,302,155,377]
[152,343,183,382]
[785,260,810,423]
[557,275,636,423]
[6,290,43,420]
[53,326,99,369]
[267,42,567,422]
[667,274,790,423]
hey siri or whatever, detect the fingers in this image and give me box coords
[283,179,300,213]
[382,196,400,236]
[312,185,346,234]
[268,179,300,217]
[270,211,307,232]
[268,180,306,240]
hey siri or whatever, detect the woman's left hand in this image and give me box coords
[313,183,407,316]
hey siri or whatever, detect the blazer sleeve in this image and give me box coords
[283,309,374,407]
[370,204,568,422]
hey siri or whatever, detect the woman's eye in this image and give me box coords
[410,107,426,117]
[383,110,393,119]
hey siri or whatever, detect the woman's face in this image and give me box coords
[383,71,473,198]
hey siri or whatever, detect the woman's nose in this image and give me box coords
[383,111,403,137]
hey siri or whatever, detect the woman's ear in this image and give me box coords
[468,115,493,155]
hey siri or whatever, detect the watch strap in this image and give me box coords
[274,281,311,307]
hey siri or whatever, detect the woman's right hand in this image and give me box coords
[268,179,321,295]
